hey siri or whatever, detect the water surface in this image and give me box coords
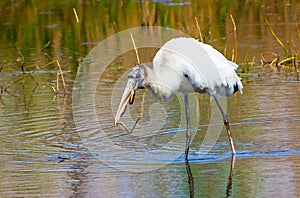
[0,0,300,197]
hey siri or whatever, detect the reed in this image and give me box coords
[239,55,255,76]
[296,56,300,81]
[72,8,79,24]
[39,59,66,94]
[194,17,203,42]
[73,7,81,54]
[263,15,290,57]
[56,60,67,94]
[230,14,238,63]
[262,10,299,80]
[130,33,141,64]
[293,9,300,39]
[278,56,296,66]
[0,62,4,72]
[4,48,39,92]
[292,6,300,80]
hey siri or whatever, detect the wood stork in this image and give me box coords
[115,37,243,159]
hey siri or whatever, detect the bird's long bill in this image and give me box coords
[114,79,136,126]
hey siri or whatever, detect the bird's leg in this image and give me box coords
[212,95,236,155]
[212,95,236,196]
[184,94,194,197]
[184,94,191,161]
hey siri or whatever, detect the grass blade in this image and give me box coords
[263,15,290,57]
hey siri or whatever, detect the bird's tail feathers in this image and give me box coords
[228,60,239,70]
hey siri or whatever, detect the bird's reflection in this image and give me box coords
[226,154,236,197]
[185,154,236,198]
[185,157,194,198]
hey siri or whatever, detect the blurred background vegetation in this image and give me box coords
[0,0,299,93]
[0,1,298,66]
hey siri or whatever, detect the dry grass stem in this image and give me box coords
[279,56,296,66]
[41,60,57,68]
[73,8,79,23]
[230,14,238,63]
[260,52,279,65]
[56,60,66,93]
[194,17,203,42]
[231,49,235,62]
[56,72,59,93]
[41,41,51,53]
[130,33,141,64]
[270,57,280,71]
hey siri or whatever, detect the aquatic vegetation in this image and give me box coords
[293,6,300,39]
[263,15,300,80]
[1,46,67,97]
[238,55,255,77]
[0,0,299,101]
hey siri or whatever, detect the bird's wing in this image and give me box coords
[153,37,243,95]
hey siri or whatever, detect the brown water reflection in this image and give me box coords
[0,0,300,197]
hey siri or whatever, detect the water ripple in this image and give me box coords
[175,148,300,164]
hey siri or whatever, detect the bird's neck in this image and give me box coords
[141,64,155,85]
[141,65,174,100]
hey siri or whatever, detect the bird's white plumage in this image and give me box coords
[115,37,241,155]
[152,37,243,97]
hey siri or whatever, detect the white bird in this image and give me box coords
[115,37,243,159]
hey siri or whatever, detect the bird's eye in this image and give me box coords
[135,73,141,78]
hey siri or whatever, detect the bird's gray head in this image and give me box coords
[127,65,146,91]
[114,64,146,126]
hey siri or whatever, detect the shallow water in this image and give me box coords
[1,0,300,197]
